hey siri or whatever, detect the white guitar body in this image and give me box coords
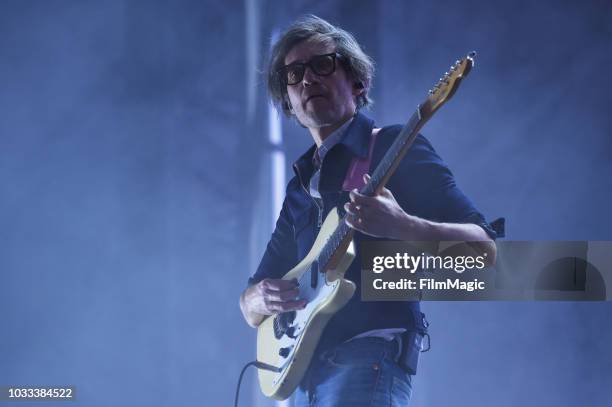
[257,208,356,400]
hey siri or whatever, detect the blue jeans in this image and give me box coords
[293,337,413,406]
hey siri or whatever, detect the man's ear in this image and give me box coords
[353,81,365,96]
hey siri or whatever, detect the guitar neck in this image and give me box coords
[361,105,426,196]
[317,106,427,271]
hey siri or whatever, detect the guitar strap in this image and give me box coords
[342,128,379,191]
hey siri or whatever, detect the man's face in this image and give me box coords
[283,40,360,129]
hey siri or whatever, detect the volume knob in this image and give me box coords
[285,326,297,338]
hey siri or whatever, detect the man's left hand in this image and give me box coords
[344,174,416,239]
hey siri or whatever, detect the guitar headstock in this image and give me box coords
[421,51,476,118]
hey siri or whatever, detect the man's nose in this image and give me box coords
[302,66,319,86]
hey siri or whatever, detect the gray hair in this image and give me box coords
[267,15,375,117]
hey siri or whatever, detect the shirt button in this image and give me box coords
[372,363,380,371]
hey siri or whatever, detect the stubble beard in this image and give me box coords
[298,101,342,129]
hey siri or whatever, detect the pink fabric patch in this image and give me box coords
[342,130,378,191]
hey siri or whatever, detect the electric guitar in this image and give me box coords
[256,52,477,400]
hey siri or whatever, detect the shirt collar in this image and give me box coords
[293,111,375,181]
[314,116,353,167]
[339,111,375,159]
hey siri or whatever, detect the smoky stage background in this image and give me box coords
[1,1,611,406]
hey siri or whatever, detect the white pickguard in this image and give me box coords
[271,270,339,385]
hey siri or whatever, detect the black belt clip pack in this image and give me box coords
[398,311,430,375]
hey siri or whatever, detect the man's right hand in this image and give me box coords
[239,278,307,328]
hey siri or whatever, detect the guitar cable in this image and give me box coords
[234,360,281,407]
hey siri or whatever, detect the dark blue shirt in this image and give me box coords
[248,111,496,351]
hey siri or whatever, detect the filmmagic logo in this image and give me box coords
[372,252,487,274]
[373,278,486,292]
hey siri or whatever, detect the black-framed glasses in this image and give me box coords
[278,53,341,86]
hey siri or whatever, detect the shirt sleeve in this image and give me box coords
[247,193,300,287]
[394,134,497,240]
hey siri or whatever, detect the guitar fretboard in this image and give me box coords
[317,106,425,270]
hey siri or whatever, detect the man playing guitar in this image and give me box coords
[240,15,497,406]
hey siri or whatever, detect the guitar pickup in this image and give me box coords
[310,260,318,289]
